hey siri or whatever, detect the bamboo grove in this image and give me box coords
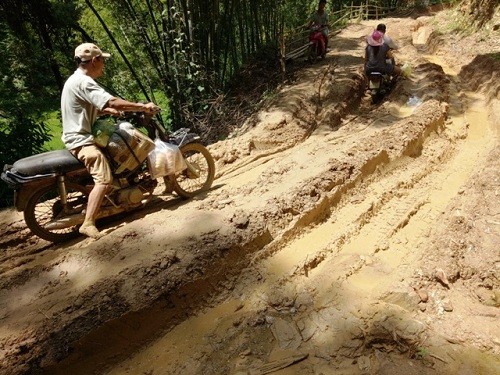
[0,0,320,132]
[84,0,309,129]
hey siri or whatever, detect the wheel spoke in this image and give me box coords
[24,183,88,242]
[172,143,215,198]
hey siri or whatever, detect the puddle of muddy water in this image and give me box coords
[387,103,417,118]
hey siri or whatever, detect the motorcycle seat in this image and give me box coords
[12,149,84,177]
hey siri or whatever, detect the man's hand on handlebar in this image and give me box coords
[106,97,161,116]
[142,102,161,115]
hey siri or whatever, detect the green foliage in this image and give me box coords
[0,1,66,206]
[140,91,172,131]
[0,117,50,164]
[0,114,51,207]
[281,0,313,30]
[42,111,65,151]
[0,0,346,145]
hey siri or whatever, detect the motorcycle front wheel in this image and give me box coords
[24,182,88,242]
[173,142,215,198]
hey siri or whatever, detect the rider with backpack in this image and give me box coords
[364,30,402,77]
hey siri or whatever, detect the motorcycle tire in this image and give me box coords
[371,87,386,104]
[24,182,88,242]
[308,43,319,63]
[172,142,215,198]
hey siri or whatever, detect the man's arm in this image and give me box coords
[105,97,159,114]
[384,35,399,50]
[98,107,121,117]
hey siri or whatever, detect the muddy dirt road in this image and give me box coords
[1,7,499,375]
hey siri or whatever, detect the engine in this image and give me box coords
[117,186,144,205]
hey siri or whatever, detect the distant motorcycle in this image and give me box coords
[308,25,326,62]
[1,110,215,242]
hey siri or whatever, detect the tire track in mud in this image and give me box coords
[251,62,491,286]
[292,92,489,278]
[301,98,491,281]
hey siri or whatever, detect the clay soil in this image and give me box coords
[1,7,499,375]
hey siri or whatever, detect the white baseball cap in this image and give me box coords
[74,43,111,62]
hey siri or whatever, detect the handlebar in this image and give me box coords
[310,25,326,32]
[119,109,168,141]
[117,105,161,118]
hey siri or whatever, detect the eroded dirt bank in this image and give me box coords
[0,7,499,375]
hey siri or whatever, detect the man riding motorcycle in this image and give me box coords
[62,42,158,239]
[308,0,330,56]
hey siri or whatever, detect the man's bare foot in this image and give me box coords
[79,224,103,239]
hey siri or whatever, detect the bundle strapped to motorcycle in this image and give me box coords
[111,130,143,167]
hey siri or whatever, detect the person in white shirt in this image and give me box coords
[61,43,158,238]
[376,23,399,50]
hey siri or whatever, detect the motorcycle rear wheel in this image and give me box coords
[371,88,385,104]
[172,142,215,198]
[308,43,319,63]
[24,182,88,242]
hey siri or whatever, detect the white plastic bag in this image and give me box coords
[406,95,422,107]
[148,138,187,179]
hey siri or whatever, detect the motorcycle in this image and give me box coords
[366,70,394,104]
[366,57,408,104]
[1,111,215,242]
[307,25,326,62]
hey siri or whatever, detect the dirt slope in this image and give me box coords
[0,7,499,375]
